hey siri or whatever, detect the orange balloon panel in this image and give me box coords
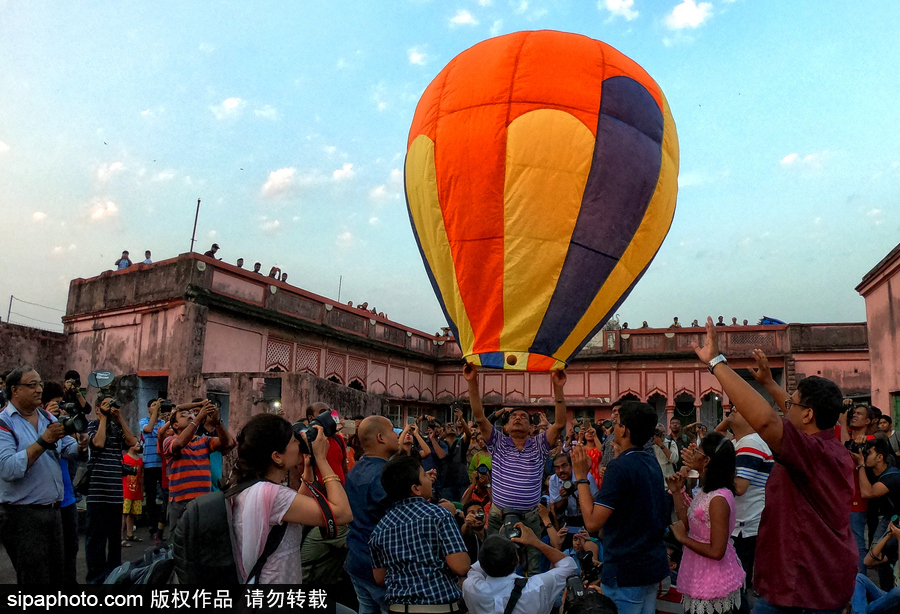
[406,30,679,371]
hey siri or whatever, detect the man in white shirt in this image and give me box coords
[548,452,599,529]
[651,423,679,485]
[463,524,576,614]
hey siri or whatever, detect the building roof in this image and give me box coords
[856,241,900,294]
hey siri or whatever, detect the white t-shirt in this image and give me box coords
[233,483,304,584]
[733,433,773,538]
[463,557,577,614]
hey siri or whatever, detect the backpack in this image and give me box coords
[105,546,175,585]
[172,480,287,585]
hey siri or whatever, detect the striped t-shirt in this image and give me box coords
[486,427,549,510]
[164,434,222,503]
[733,432,773,537]
[86,419,125,504]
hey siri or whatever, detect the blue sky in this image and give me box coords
[2,0,898,335]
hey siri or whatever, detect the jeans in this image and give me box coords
[752,596,843,614]
[733,533,757,614]
[869,517,899,591]
[850,512,868,573]
[851,573,900,614]
[487,505,544,576]
[350,573,387,614]
[600,580,658,614]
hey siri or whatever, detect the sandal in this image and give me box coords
[121,540,131,547]
[125,534,142,542]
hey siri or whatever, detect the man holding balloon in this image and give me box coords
[464,363,568,576]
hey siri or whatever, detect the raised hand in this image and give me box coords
[690,317,719,364]
[749,349,774,385]
[463,363,478,382]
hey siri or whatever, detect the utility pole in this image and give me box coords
[6,295,11,323]
[337,276,343,302]
[189,199,201,253]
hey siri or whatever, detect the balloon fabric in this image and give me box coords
[405,30,679,371]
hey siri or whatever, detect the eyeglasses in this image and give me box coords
[784,399,812,411]
[17,381,44,390]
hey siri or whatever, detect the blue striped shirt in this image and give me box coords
[487,428,550,510]
[139,417,166,468]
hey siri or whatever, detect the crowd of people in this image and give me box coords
[0,317,898,614]
[111,243,292,284]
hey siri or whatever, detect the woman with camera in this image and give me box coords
[666,431,745,614]
[229,412,352,584]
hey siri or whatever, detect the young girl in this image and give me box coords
[121,441,144,546]
[229,413,352,584]
[666,431,745,614]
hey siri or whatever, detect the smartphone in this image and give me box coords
[407,416,416,425]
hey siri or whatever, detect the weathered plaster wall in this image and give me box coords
[0,323,68,380]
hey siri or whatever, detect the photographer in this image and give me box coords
[652,423,680,486]
[62,370,92,416]
[851,438,900,590]
[465,363,568,576]
[163,399,234,528]
[0,366,79,585]
[462,463,492,510]
[462,523,576,614]
[140,398,169,543]
[439,407,471,502]
[461,500,488,563]
[85,394,138,584]
[549,453,598,533]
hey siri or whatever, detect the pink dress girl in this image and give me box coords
[676,488,745,614]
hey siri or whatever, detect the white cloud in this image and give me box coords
[333,163,355,180]
[369,217,380,225]
[210,97,245,119]
[53,246,63,254]
[32,212,47,222]
[0,140,9,153]
[450,10,478,26]
[97,161,124,182]
[369,185,388,200]
[780,151,829,169]
[260,218,281,233]
[155,170,175,181]
[254,105,279,120]
[514,1,528,14]
[324,145,337,155]
[199,43,215,54]
[390,168,403,183]
[208,230,217,238]
[408,47,427,65]
[477,0,492,5]
[600,0,638,21]
[90,200,118,220]
[665,0,712,30]
[490,20,503,36]
[867,209,881,217]
[336,58,347,69]
[141,109,151,117]
[262,167,295,197]
[336,230,354,248]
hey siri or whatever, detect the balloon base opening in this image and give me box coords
[466,351,566,372]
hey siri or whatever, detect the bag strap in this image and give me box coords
[303,479,338,540]
[0,417,17,447]
[245,523,288,584]
[503,577,528,614]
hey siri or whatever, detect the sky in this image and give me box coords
[2,0,899,336]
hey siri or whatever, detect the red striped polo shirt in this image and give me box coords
[163,434,222,503]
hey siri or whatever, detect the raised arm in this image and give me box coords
[464,363,492,443]
[748,349,790,414]
[693,318,785,455]
[544,370,568,447]
[143,399,160,433]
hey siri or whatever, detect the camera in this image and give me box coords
[573,425,581,434]
[292,409,339,455]
[57,403,88,435]
[122,463,138,477]
[561,480,577,497]
[477,464,489,475]
[159,399,176,412]
[501,510,523,540]
[529,413,541,426]
[475,510,485,522]
[655,425,666,439]
[565,574,585,603]
[846,440,869,455]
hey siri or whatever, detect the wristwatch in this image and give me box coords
[37,437,56,451]
[574,479,590,486]
[707,354,728,374]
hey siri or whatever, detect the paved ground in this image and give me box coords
[0,507,162,584]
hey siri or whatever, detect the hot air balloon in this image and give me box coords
[405,30,679,371]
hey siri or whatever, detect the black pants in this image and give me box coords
[0,504,65,585]
[60,503,79,585]
[85,502,122,584]
[732,533,757,614]
[143,466,163,530]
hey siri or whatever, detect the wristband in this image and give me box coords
[708,354,728,374]
[37,437,57,451]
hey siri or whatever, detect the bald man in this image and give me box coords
[344,417,400,614]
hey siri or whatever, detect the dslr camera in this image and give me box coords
[501,510,523,539]
[57,402,89,435]
[292,409,340,455]
[561,479,577,497]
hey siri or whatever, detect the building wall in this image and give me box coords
[858,246,900,414]
[0,323,68,381]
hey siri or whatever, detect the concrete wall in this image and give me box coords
[0,323,69,381]
[858,246,900,414]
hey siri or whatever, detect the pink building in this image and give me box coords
[62,253,871,433]
[857,241,900,417]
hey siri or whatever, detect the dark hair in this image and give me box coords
[64,370,81,382]
[4,365,35,393]
[462,500,484,515]
[352,414,365,421]
[553,452,571,466]
[870,439,897,468]
[565,591,619,614]
[147,398,156,408]
[231,413,294,486]
[699,431,736,494]
[797,376,844,430]
[618,401,657,447]
[868,406,883,422]
[41,381,64,404]
[880,415,893,427]
[478,535,518,578]
[381,455,423,503]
